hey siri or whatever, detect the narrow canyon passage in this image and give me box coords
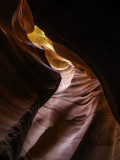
[21,51,120,160]
[20,26,120,160]
[0,0,120,160]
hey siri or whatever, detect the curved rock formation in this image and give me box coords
[0,0,120,160]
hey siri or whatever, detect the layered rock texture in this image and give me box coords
[0,0,120,160]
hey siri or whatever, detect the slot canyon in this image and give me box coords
[0,0,120,160]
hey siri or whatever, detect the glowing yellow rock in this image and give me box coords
[27,25,72,71]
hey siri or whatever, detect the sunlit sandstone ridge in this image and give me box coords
[27,25,72,71]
